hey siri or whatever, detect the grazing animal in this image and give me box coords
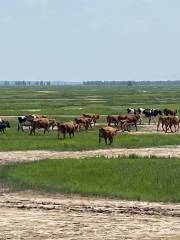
[30,118,52,135]
[137,108,145,114]
[74,117,92,130]
[127,108,137,114]
[49,119,57,130]
[57,121,78,139]
[143,109,162,124]
[163,109,177,116]
[99,126,118,145]
[31,114,47,119]
[137,108,162,124]
[120,119,135,132]
[0,120,10,133]
[106,115,119,126]
[82,113,99,126]
[157,116,167,132]
[157,115,179,133]
[118,114,140,131]
[136,108,146,124]
[17,115,34,131]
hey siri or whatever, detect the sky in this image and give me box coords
[0,0,180,81]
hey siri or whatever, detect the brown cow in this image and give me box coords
[163,109,177,116]
[157,115,179,133]
[49,119,57,130]
[82,113,99,126]
[31,114,48,119]
[169,116,179,132]
[74,117,92,130]
[120,119,134,132]
[30,118,52,135]
[57,121,78,139]
[118,113,140,131]
[99,126,119,145]
[106,115,119,126]
[157,116,167,132]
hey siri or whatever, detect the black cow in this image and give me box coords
[0,120,10,133]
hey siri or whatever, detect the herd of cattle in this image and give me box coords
[0,107,179,144]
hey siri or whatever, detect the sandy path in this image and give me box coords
[1,147,180,239]
[1,146,180,165]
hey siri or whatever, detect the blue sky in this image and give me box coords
[0,0,180,81]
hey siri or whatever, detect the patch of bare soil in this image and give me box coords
[0,190,180,240]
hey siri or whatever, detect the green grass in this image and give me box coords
[1,84,180,151]
[1,127,180,151]
[1,156,180,202]
[1,85,180,116]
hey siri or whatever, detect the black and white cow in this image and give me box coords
[127,108,137,114]
[0,120,10,133]
[17,115,34,131]
[137,108,162,124]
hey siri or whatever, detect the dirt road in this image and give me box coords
[1,146,180,165]
[0,147,180,239]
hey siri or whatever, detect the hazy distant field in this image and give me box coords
[0,85,180,118]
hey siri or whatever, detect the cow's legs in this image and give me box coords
[99,134,101,144]
[17,123,23,132]
[135,122,138,131]
[30,128,35,135]
[139,116,142,125]
[157,120,161,131]
[148,117,151,125]
[165,123,169,133]
[58,130,60,139]
[162,123,166,132]
[0,129,5,134]
[44,128,49,134]
[170,124,174,133]
[109,136,113,145]
[177,123,179,131]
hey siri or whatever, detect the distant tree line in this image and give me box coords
[1,80,180,87]
[0,80,51,86]
[0,81,71,86]
[83,80,180,86]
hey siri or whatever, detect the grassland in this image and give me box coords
[1,156,179,202]
[0,85,180,151]
[1,85,180,202]
[1,127,180,151]
[0,85,180,117]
